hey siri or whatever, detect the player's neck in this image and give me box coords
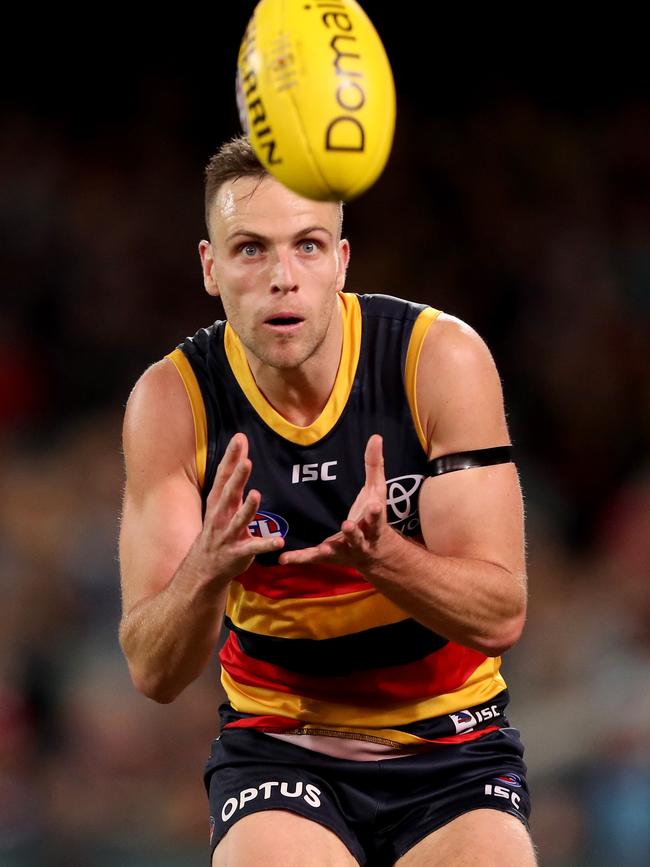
[245,304,344,427]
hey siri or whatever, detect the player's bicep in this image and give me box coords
[415,314,524,575]
[418,464,525,577]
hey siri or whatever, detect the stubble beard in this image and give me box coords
[238,295,338,372]
[246,318,327,371]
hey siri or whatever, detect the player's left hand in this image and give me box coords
[278,434,392,569]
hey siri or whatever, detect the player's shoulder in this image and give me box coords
[421,312,499,379]
[415,312,507,452]
[125,356,190,419]
[122,357,196,478]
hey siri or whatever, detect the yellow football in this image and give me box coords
[236,0,396,201]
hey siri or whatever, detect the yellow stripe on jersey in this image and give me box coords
[222,656,506,737]
[404,306,442,453]
[165,348,208,488]
[223,292,362,445]
[227,581,409,640]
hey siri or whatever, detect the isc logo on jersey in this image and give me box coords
[292,461,337,483]
[248,511,289,538]
[449,703,501,734]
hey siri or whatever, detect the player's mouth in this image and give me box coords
[263,314,305,332]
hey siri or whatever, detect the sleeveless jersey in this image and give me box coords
[165,292,508,749]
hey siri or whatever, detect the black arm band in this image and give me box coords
[426,445,514,477]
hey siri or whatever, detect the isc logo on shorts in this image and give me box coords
[221,781,322,823]
[484,779,522,811]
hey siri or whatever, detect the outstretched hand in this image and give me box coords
[197,432,284,582]
[279,434,390,569]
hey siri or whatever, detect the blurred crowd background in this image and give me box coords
[1,10,649,866]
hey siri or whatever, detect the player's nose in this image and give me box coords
[269,248,298,293]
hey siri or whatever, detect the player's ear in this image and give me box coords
[335,238,350,292]
[199,239,221,297]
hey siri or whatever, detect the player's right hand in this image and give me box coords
[195,432,283,583]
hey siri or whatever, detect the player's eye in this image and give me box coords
[237,241,260,259]
[300,239,319,254]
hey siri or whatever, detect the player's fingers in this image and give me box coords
[220,458,252,513]
[278,544,327,566]
[216,435,247,489]
[358,501,384,543]
[206,433,248,506]
[364,434,385,489]
[228,488,261,537]
[206,458,252,532]
[241,535,285,557]
[341,520,368,552]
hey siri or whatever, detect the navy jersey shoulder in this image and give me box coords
[358,292,428,322]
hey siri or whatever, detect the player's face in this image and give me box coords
[200,175,349,371]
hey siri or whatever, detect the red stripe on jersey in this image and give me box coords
[422,725,500,744]
[236,561,372,600]
[220,634,485,706]
[223,714,301,730]
[220,719,500,743]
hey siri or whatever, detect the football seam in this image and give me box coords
[286,60,337,200]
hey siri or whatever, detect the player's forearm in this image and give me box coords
[362,529,527,656]
[120,546,229,703]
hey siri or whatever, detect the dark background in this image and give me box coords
[1,7,649,866]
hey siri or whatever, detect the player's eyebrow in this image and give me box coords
[295,224,332,239]
[225,225,333,244]
[225,229,267,243]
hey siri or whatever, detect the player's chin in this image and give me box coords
[263,340,315,370]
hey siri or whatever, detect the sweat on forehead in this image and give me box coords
[207,175,344,242]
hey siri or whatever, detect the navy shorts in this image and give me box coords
[204,722,531,866]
